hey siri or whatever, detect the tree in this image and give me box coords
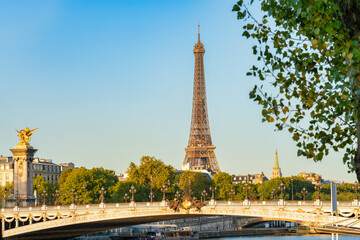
[58,167,118,204]
[178,171,213,199]
[233,0,360,180]
[127,156,176,192]
[213,172,234,200]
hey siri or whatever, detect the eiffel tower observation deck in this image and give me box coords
[182,25,220,173]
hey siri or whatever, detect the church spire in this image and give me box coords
[271,149,282,179]
[274,149,279,169]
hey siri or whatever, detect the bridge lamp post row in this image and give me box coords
[229,188,235,201]
[188,178,192,195]
[315,182,322,201]
[3,188,6,208]
[99,187,106,204]
[201,189,208,202]
[301,187,308,201]
[260,180,264,201]
[54,189,60,206]
[124,193,129,203]
[149,175,153,203]
[161,184,167,202]
[42,190,48,206]
[83,183,87,205]
[279,182,286,200]
[271,188,276,200]
[353,181,359,200]
[291,176,294,201]
[243,183,250,201]
[130,185,136,202]
[209,186,217,201]
[15,190,20,207]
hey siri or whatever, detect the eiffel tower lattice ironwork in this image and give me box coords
[182,25,220,173]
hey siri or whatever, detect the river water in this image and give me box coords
[214,236,359,240]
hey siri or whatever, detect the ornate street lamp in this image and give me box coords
[15,190,20,207]
[124,193,129,203]
[150,175,153,203]
[291,176,294,201]
[54,189,60,206]
[301,187,307,201]
[42,190,48,206]
[188,177,192,195]
[315,182,322,200]
[271,188,276,200]
[229,189,235,201]
[260,180,264,201]
[161,184,168,201]
[201,189,208,202]
[353,181,359,200]
[37,182,41,206]
[99,186,106,204]
[71,188,76,205]
[210,186,217,201]
[243,183,250,200]
[82,183,87,205]
[130,185,136,202]
[3,188,7,208]
[175,191,181,199]
[279,182,286,200]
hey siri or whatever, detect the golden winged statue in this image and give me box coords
[15,127,38,146]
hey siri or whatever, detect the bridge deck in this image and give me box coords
[1,200,360,239]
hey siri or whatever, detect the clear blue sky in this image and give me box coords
[0,0,355,183]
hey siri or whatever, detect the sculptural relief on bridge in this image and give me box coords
[8,127,38,207]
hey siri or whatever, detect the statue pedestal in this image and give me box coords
[314,199,322,206]
[278,199,285,205]
[129,201,136,207]
[243,199,250,205]
[160,200,167,206]
[352,200,359,206]
[9,145,37,207]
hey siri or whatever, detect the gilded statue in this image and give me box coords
[15,127,38,146]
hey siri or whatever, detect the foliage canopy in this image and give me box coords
[233,0,360,180]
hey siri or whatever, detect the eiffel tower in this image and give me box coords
[182,25,221,173]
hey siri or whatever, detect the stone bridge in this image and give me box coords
[2,200,360,239]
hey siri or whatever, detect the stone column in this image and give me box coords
[10,145,37,207]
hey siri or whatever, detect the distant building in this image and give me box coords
[0,155,74,186]
[117,173,128,182]
[58,162,75,172]
[298,171,322,184]
[271,149,282,179]
[232,172,268,184]
[32,158,63,184]
[0,156,14,186]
